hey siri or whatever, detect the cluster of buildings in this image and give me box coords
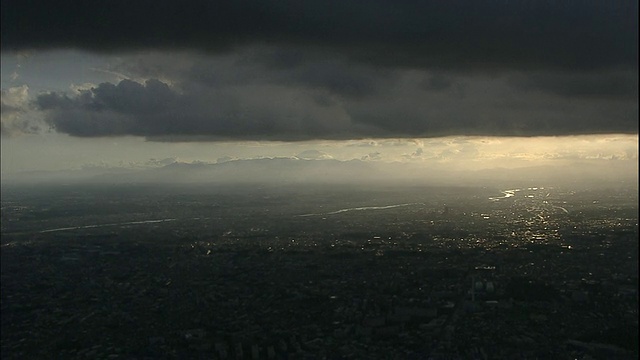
[2,216,637,359]
[1,185,637,358]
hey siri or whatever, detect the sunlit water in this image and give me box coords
[40,218,177,233]
[297,203,420,217]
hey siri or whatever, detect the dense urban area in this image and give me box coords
[1,183,638,359]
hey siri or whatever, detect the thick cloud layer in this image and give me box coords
[2,1,637,71]
[4,1,638,140]
[35,65,638,140]
[36,77,366,140]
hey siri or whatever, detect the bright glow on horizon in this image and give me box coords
[1,133,637,174]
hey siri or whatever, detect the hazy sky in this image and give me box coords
[1,1,638,174]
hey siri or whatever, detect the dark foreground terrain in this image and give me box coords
[1,183,638,359]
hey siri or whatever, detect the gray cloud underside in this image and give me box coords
[37,78,369,140]
[36,63,638,140]
[6,1,637,140]
[2,0,637,71]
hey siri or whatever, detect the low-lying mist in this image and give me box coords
[2,157,637,191]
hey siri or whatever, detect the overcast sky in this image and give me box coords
[1,1,638,174]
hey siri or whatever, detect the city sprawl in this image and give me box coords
[1,183,637,359]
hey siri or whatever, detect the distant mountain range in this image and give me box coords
[2,157,637,189]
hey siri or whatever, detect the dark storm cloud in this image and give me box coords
[182,53,392,99]
[279,60,386,98]
[35,74,638,140]
[36,79,183,136]
[422,74,454,92]
[6,1,638,140]
[2,0,637,70]
[35,78,367,140]
[509,70,639,99]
